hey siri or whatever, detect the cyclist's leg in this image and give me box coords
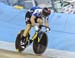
[20,12,32,48]
[37,18,43,25]
[23,24,31,37]
[20,24,31,48]
[36,18,43,28]
[23,17,43,37]
[23,11,31,37]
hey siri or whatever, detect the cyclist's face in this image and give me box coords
[42,11,49,17]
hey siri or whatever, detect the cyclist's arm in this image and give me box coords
[45,18,49,28]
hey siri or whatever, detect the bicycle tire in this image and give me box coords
[15,29,25,52]
[33,31,48,54]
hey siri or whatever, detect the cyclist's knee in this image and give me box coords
[37,18,43,25]
[23,24,31,36]
[25,24,31,30]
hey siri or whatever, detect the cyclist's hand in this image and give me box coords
[46,27,50,32]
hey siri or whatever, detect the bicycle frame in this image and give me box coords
[28,25,48,43]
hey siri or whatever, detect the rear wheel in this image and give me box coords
[15,30,25,52]
[33,31,48,54]
[15,29,30,52]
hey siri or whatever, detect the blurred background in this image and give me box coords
[0,0,75,13]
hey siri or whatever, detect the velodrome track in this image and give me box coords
[0,41,55,58]
[1,2,75,58]
[0,49,46,58]
[0,41,75,58]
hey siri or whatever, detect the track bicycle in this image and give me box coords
[15,25,49,54]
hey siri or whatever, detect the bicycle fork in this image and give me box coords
[32,32,40,43]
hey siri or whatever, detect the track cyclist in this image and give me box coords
[21,6,51,48]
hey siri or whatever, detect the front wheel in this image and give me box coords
[33,31,48,54]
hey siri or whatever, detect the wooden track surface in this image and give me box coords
[0,49,49,58]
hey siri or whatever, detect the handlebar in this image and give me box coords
[40,25,49,28]
[38,25,50,32]
[40,25,46,27]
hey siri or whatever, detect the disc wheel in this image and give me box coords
[33,31,48,54]
[15,29,25,52]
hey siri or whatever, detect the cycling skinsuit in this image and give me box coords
[25,6,48,24]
